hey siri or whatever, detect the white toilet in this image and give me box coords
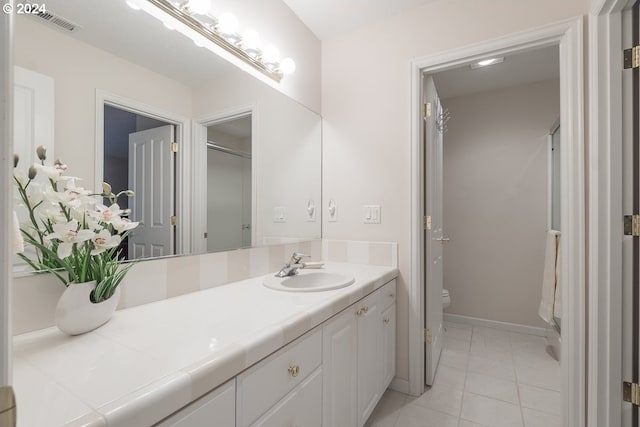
[442,289,451,309]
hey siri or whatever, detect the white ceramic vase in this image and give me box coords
[55,281,120,335]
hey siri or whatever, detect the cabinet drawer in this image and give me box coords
[155,379,235,427]
[237,328,322,426]
[379,279,396,311]
[251,368,322,427]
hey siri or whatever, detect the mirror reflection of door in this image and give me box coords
[206,115,252,252]
[103,105,176,260]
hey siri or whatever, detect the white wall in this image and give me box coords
[14,17,193,190]
[442,79,559,328]
[321,0,589,384]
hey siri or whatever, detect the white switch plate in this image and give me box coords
[307,200,316,222]
[273,206,287,223]
[363,205,381,224]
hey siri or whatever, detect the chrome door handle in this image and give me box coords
[433,237,450,242]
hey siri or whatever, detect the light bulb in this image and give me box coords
[242,29,261,50]
[126,0,141,10]
[217,12,238,34]
[262,45,280,63]
[280,57,296,75]
[187,0,211,15]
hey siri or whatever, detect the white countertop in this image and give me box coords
[12,262,398,427]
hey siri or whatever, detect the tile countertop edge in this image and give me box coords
[21,264,398,427]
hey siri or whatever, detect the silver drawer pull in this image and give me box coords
[364,306,369,313]
[389,293,395,298]
[383,316,390,324]
[355,307,364,316]
[288,365,300,377]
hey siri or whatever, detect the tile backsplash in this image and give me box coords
[12,239,397,335]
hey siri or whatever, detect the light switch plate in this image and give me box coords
[363,205,381,224]
[273,206,287,223]
[328,199,337,222]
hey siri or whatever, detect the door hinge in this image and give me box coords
[624,381,640,406]
[424,102,432,118]
[170,215,177,226]
[624,215,640,236]
[170,142,179,153]
[624,45,640,69]
[424,328,432,343]
[424,215,432,230]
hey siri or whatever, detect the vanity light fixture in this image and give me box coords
[470,56,504,69]
[133,0,296,81]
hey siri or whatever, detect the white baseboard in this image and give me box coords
[389,377,410,395]
[444,313,547,337]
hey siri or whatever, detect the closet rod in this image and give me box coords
[206,141,251,159]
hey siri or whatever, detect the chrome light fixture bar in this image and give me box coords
[145,0,285,82]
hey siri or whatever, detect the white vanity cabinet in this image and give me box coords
[236,328,322,427]
[322,279,397,427]
[154,379,235,427]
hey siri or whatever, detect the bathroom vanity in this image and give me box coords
[12,262,397,427]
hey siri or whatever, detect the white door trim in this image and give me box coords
[193,105,257,253]
[1,8,13,386]
[588,1,632,426]
[95,90,191,255]
[409,18,585,427]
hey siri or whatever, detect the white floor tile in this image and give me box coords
[364,390,407,427]
[467,354,516,381]
[519,384,561,416]
[407,383,463,417]
[522,407,562,427]
[366,326,561,427]
[465,372,519,404]
[434,364,466,390]
[461,393,523,427]
[440,348,470,370]
[395,404,459,427]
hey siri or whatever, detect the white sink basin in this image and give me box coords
[263,271,355,292]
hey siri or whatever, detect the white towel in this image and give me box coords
[553,239,562,319]
[13,210,24,254]
[538,230,560,323]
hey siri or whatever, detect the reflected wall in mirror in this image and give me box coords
[13,0,321,270]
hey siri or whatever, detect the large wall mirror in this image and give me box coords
[13,0,321,269]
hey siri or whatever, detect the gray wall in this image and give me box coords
[442,79,559,328]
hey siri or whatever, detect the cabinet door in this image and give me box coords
[356,292,381,427]
[155,379,235,427]
[252,368,322,427]
[322,309,358,427]
[381,304,396,390]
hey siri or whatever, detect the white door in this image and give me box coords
[13,67,54,273]
[423,75,445,386]
[128,125,175,259]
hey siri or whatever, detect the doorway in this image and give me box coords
[409,19,585,426]
[205,115,253,252]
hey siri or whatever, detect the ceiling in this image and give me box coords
[281,0,440,41]
[432,46,560,99]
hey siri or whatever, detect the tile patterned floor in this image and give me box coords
[365,322,561,427]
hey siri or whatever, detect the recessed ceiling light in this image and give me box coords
[470,57,504,69]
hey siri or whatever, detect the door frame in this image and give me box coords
[1,6,13,387]
[408,17,585,426]
[588,1,636,426]
[95,90,191,255]
[192,106,257,254]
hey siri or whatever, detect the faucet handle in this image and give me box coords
[290,252,309,264]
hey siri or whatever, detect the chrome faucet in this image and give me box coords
[275,252,309,277]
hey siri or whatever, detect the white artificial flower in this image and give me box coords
[90,229,121,255]
[90,204,123,224]
[112,217,139,234]
[46,219,94,259]
[38,206,68,224]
